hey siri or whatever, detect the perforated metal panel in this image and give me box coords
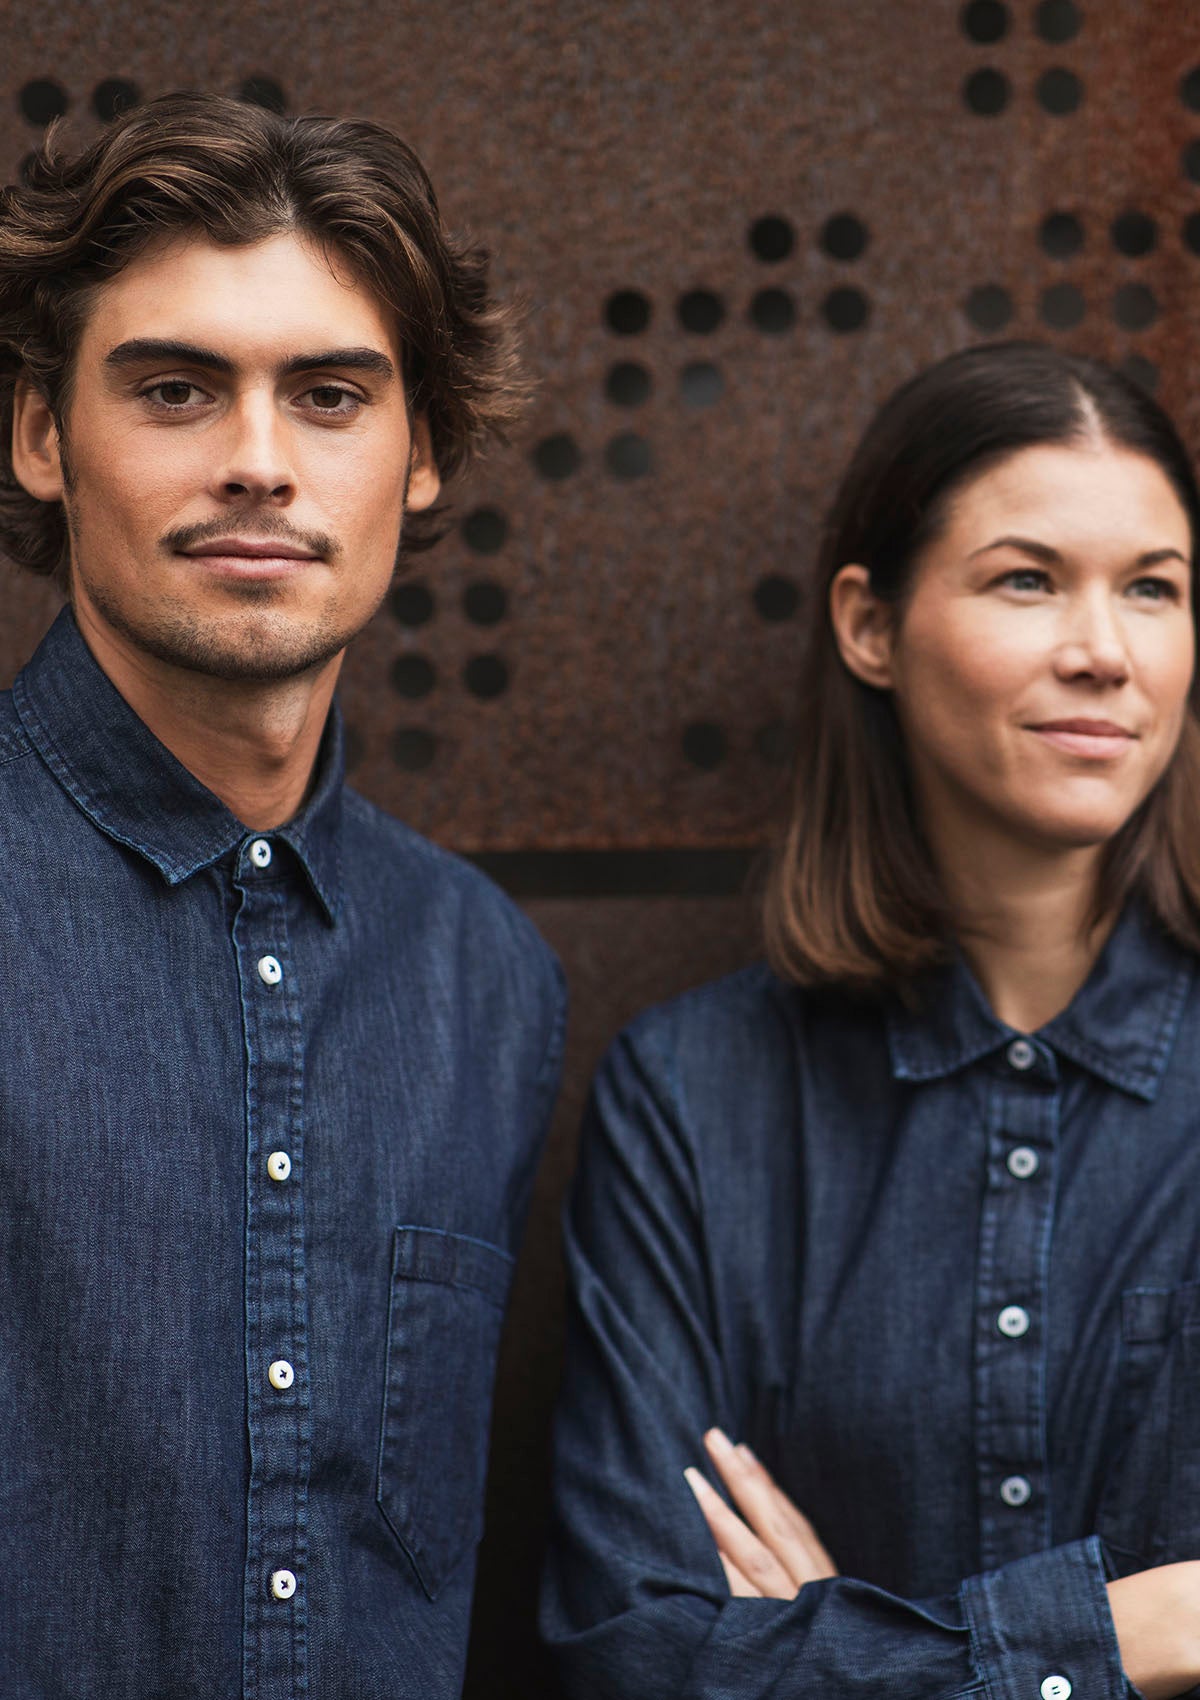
[3,1,1196,853]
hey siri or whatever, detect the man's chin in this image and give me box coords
[83,589,355,684]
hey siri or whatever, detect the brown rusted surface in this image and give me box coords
[2,1,1195,849]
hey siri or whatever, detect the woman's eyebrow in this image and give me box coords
[968,535,1190,568]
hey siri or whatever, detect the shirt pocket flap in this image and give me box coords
[377,1226,515,1600]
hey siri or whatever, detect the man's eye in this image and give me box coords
[306,385,357,413]
[146,380,203,408]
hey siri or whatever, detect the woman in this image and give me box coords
[543,342,1200,1699]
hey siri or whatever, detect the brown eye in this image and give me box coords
[152,381,199,407]
[309,385,351,411]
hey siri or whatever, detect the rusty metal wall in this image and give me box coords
[0,2,1196,1693]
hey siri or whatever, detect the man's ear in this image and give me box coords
[11,377,66,502]
[828,563,897,690]
[405,415,440,513]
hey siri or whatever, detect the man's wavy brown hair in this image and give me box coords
[764,341,1200,995]
[0,91,525,587]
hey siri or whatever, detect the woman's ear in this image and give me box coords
[829,563,897,689]
[11,377,66,502]
[405,415,441,513]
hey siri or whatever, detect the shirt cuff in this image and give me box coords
[962,1537,1127,1700]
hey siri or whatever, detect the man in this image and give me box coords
[0,92,563,1699]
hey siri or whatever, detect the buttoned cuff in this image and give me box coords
[962,1537,1129,1700]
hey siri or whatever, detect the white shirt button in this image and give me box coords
[1000,1474,1032,1507]
[1040,1678,1071,1700]
[249,838,273,869]
[1007,1146,1040,1179]
[1006,1038,1036,1071]
[257,955,283,987]
[268,1359,295,1390]
[270,1568,297,1600]
[267,1151,292,1182]
[998,1304,1031,1338]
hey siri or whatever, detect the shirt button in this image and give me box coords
[268,1359,295,1390]
[998,1304,1031,1338]
[257,955,283,987]
[1007,1145,1040,1179]
[267,1151,292,1182]
[249,838,273,869]
[1040,1678,1071,1700]
[270,1568,297,1600]
[1006,1038,1036,1071]
[1000,1474,1032,1507]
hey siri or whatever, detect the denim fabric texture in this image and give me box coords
[543,903,1198,1698]
[0,609,565,1700]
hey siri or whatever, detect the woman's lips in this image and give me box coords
[1028,719,1137,759]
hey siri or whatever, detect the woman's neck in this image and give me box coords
[930,823,1115,1034]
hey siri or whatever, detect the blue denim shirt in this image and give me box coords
[544,904,1200,1698]
[0,609,565,1700]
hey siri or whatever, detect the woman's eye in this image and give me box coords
[1128,576,1181,603]
[999,567,1050,593]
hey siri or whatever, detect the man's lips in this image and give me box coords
[178,538,321,561]
[1027,718,1138,759]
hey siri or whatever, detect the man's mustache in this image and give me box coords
[162,517,339,560]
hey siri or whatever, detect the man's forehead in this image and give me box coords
[79,227,400,368]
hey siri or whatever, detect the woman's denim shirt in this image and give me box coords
[544,902,1196,1699]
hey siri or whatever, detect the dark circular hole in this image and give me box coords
[1035,0,1081,42]
[464,654,509,700]
[1110,211,1157,257]
[92,77,140,122]
[1119,353,1158,392]
[750,287,796,334]
[390,655,436,699]
[605,289,652,334]
[461,506,508,553]
[963,67,1011,116]
[966,284,1014,332]
[343,724,365,773]
[19,79,69,125]
[1039,210,1085,258]
[1113,282,1159,331]
[389,581,435,626]
[534,433,582,480]
[1182,140,1200,185]
[753,574,800,621]
[1183,211,1200,255]
[463,580,508,626]
[961,0,1010,43]
[677,289,725,333]
[680,361,724,408]
[1181,67,1200,111]
[1036,67,1083,115]
[1039,282,1085,329]
[754,721,790,767]
[682,721,726,771]
[820,212,869,261]
[392,728,437,771]
[749,215,795,262]
[605,432,653,479]
[239,75,287,113]
[605,361,652,407]
[822,286,870,333]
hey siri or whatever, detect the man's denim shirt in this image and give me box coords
[0,610,565,1699]
[544,906,1199,1699]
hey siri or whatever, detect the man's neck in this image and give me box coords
[73,600,342,831]
[927,815,1112,1034]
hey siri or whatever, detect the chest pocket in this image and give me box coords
[377,1225,515,1599]
[1096,1282,1200,1571]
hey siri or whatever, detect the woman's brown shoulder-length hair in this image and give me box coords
[763,340,1200,994]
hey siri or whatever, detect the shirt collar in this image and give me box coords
[13,607,344,924]
[885,899,1193,1102]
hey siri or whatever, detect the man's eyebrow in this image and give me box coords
[103,339,396,381]
[969,534,1191,568]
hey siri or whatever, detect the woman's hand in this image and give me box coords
[684,1427,839,1598]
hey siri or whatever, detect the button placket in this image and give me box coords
[974,1067,1059,1567]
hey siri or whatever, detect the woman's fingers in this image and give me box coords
[683,1466,796,1598]
[701,1429,839,1592]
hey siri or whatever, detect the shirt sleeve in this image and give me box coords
[541,1025,1133,1700]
